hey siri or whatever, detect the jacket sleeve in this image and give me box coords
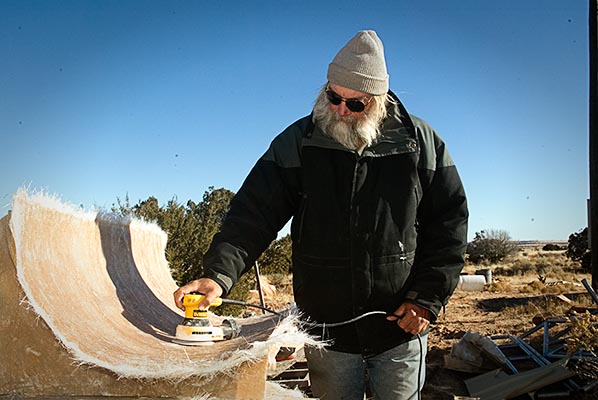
[201,119,306,295]
[407,117,469,318]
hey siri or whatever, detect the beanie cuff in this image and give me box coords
[327,63,389,95]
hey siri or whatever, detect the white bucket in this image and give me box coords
[475,268,493,284]
[457,275,487,291]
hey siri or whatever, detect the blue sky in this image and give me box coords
[0,0,589,241]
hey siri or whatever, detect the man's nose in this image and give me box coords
[336,102,352,116]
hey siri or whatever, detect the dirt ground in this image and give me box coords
[422,273,597,400]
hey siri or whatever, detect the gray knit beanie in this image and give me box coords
[327,30,389,95]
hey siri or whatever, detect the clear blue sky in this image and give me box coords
[0,0,590,241]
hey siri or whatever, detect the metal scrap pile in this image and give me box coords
[446,279,598,399]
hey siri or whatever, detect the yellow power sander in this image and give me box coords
[174,293,241,346]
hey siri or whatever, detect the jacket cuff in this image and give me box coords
[404,291,442,321]
[201,270,234,296]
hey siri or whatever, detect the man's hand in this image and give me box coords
[386,303,431,335]
[173,278,223,311]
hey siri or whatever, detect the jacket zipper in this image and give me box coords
[350,156,360,314]
[349,158,359,215]
[296,193,308,246]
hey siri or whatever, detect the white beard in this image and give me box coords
[312,91,384,151]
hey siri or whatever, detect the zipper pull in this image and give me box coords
[398,241,407,260]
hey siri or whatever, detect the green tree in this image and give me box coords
[135,196,164,224]
[258,234,292,275]
[467,229,518,264]
[566,227,591,272]
[542,243,564,251]
[111,193,133,216]
[191,187,234,263]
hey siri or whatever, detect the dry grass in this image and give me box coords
[470,249,593,321]
[486,280,513,292]
[499,293,596,320]
[465,249,589,295]
[565,311,598,355]
[474,249,579,277]
[245,273,295,315]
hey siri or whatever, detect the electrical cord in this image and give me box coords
[416,333,423,400]
[307,310,389,328]
[220,298,282,316]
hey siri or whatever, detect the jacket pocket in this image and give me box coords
[293,254,353,322]
[371,251,415,297]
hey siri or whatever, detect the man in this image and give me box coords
[174,30,468,399]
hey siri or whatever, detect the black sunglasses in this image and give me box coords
[325,86,372,113]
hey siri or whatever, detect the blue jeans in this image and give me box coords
[305,334,427,400]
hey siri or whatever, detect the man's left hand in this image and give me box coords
[386,303,431,335]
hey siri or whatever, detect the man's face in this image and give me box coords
[312,83,385,151]
[326,83,372,118]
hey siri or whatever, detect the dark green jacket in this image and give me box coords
[203,93,468,355]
